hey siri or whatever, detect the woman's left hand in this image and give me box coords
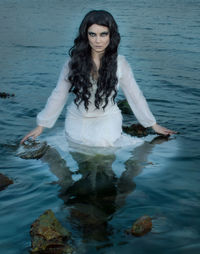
[152,123,177,136]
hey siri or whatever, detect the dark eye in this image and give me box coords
[88,32,96,37]
[101,32,109,37]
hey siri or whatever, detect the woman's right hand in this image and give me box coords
[20,126,44,144]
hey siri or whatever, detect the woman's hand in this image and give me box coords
[152,123,177,136]
[20,126,44,144]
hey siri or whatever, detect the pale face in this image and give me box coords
[87,24,110,56]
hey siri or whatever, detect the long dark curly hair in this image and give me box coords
[68,10,120,110]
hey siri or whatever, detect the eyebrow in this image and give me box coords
[88,31,109,34]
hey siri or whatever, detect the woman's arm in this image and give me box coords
[20,59,71,144]
[118,55,176,136]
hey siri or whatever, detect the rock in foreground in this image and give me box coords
[0,173,13,191]
[30,209,74,254]
[131,215,152,236]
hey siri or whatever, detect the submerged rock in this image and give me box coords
[0,92,15,98]
[0,173,13,191]
[30,209,74,254]
[131,215,152,236]
[17,139,49,159]
[123,123,149,137]
[150,134,170,144]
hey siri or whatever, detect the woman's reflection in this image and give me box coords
[41,136,169,241]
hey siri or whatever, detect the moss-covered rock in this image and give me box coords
[122,123,149,137]
[117,99,132,115]
[30,209,74,254]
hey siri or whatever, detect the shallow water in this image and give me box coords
[0,0,200,253]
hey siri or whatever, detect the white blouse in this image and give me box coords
[37,55,156,147]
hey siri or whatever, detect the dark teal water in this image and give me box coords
[0,0,200,253]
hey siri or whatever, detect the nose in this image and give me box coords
[95,35,101,43]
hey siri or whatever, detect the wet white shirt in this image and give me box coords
[37,55,156,147]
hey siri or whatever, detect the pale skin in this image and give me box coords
[20,24,176,144]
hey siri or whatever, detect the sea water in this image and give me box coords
[0,0,200,253]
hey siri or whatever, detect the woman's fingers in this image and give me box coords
[20,132,35,144]
[163,128,177,135]
[152,124,177,136]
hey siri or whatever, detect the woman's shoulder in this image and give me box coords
[64,56,71,65]
[117,55,130,69]
[117,55,126,78]
[117,55,129,66]
[61,57,71,71]
[117,54,126,61]
[117,55,133,79]
[58,57,71,76]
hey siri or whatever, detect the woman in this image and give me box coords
[21,10,176,147]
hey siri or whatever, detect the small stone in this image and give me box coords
[131,215,152,236]
[0,173,13,191]
[17,139,49,159]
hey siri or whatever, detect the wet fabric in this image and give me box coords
[37,55,156,147]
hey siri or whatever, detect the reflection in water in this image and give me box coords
[41,136,169,242]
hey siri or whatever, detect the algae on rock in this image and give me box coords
[30,209,74,254]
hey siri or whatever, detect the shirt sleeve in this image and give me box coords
[118,55,156,128]
[36,59,71,128]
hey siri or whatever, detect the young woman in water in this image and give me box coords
[21,10,176,146]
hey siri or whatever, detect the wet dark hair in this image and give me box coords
[68,10,120,110]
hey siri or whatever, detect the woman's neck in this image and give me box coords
[91,50,104,79]
[91,50,104,67]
